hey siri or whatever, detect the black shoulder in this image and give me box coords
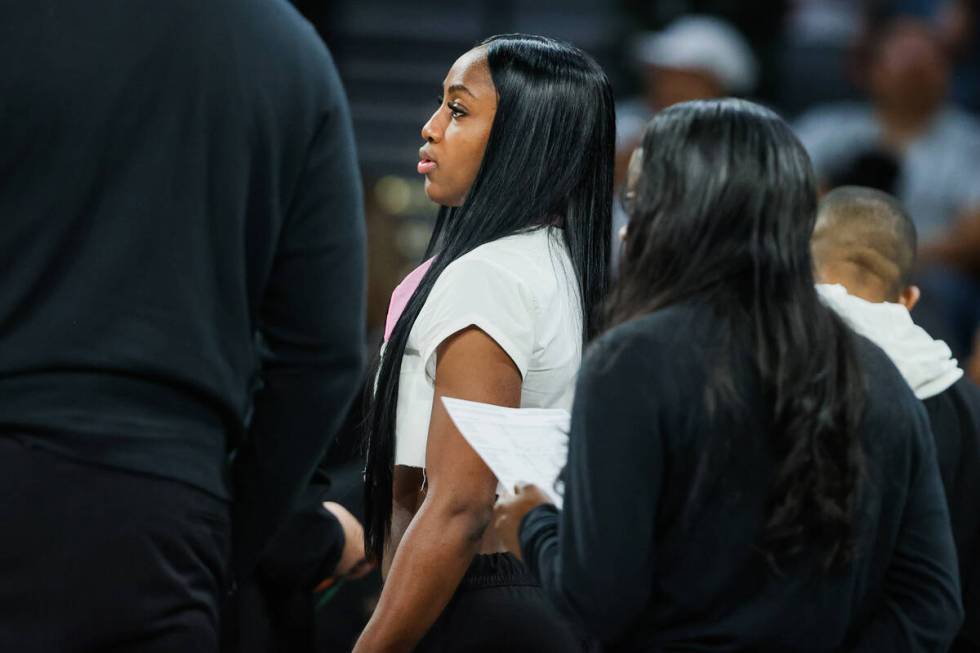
[951,378,980,425]
[593,303,711,352]
[850,333,930,416]
[852,334,937,461]
[581,303,713,394]
[922,379,980,432]
[925,377,980,447]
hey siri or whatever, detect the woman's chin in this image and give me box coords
[422,178,441,204]
[423,181,463,207]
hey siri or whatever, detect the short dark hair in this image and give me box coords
[813,186,918,298]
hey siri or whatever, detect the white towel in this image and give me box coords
[817,284,963,399]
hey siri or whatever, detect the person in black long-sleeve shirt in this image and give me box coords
[494,99,963,651]
[812,186,980,652]
[929,380,980,652]
[0,1,365,650]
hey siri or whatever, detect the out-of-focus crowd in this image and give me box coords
[612,0,980,378]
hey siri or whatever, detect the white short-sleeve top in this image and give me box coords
[393,227,583,468]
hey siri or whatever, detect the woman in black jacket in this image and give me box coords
[493,98,963,652]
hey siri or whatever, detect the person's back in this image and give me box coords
[555,302,960,651]
[497,99,962,653]
[813,186,980,651]
[0,0,350,493]
[926,378,980,653]
[792,18,980,245]
[0,2,366,650]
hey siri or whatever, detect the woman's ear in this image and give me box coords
[899,284,921,311]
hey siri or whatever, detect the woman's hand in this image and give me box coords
[492,483,553,561]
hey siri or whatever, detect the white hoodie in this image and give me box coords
[816,284,963,400]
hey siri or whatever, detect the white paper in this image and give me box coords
[441,397,569,508]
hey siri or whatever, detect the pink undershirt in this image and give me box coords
[383,258,435,342]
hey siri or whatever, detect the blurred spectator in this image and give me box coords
[795,17,980,242]
[617,16,758,180]
[795,16,980,362]
[874,0,980,111]
[613,16,758,250]
[776,0,866,115]
[620,0,788,102]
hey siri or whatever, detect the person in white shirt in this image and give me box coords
[354,34,614,653]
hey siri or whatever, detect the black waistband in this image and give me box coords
[458,552,539,591]
[0,371,232,499]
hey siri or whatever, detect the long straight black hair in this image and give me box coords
[609,99,867,571]
[363,34,615,560]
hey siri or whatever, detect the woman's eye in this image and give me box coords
[448,103,466,118]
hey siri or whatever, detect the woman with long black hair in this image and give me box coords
[493,98,963,652]
[353,34,614,652]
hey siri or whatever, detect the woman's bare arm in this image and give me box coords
[353,327,521,653]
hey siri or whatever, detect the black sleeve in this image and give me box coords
[256,480,345,590]
[926,379,980,647]
[520,329,664,644]
[232,46,366,576]
[846,400,964,652]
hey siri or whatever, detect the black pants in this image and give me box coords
[0,435,230,653]
[416,553,587,653]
